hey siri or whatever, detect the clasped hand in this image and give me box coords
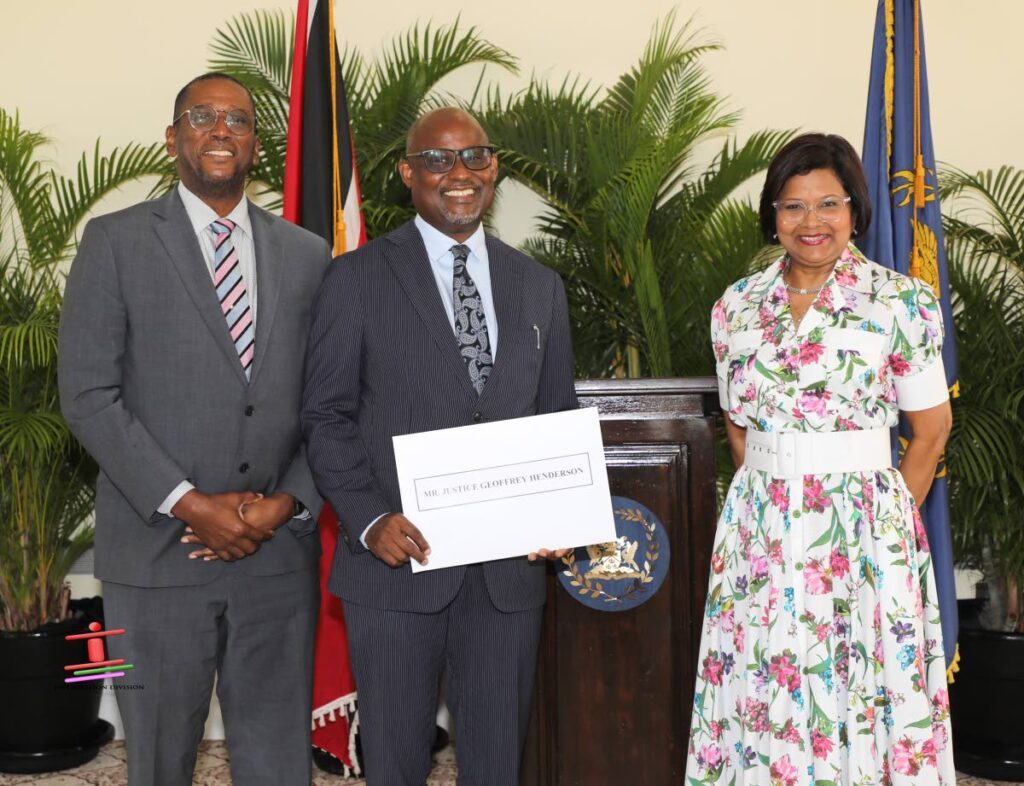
[174,490,294,562]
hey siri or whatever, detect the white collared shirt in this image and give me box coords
[413,214,498,357]
[177,182,258,323]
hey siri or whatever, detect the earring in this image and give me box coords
[772,233,778,241]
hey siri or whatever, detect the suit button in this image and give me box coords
[245,405,255,416]
[239,462,250,473]
[472,411,482,422]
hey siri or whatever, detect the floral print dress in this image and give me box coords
[685,246,954,786]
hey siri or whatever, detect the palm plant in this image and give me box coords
[479,12,793,378]
[203,10,517,235]
[0,109,168,630]
[941,166,1024,632]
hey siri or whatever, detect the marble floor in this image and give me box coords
[0,742,1018,785]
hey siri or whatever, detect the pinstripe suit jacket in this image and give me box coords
[302,220,577,613]
[58,189,329,587]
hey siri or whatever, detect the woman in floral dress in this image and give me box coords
[685,134,955,786]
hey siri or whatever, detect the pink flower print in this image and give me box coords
[835,416,858,431]
[745,698,770,733]
[890,737,920,776]
[720,607,735,634]
[803,478,831,512]
[798,389,830,417]
[887,352,912,376]
[709,720,724,740]
[713,340,728,362]
[791,406,805,421]
[751,554,770,582]
[817,285,834,311]
[815,622,830,642]
[768,651,800,692]
[798,340,825,365]
[743,383,757,402]
[932,719,949,751]
[769,754,799,786]
[811,729,835,759]
[703,653,724,686]
[804,558,832,594]
[835,266,859,287]
[913,507,931,552]
[733,623,746,654]
[700,743,723,769]
[921,738,938,768]
[712,300,727,328]
[711,553,725,575]
[767,479,790,510]
[932,688,950,712]
[829,550,850,579]
[768,538,784,565]
[781,350,800,373]
[758,305,777,331]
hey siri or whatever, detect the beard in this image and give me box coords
[177,153,254,200]
[439,204,484,226]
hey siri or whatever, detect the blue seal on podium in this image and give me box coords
[557,496,669,611]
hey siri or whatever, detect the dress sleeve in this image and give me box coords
[889,278,949,411]
[710,296,730,411]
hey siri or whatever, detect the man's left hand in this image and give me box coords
[184,492,296,560]
[527,548,572,562]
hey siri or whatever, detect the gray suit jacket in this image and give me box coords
[58,189,329,587]
[302,220,577,614]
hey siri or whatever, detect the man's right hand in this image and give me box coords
[171,490,271,562]
[365,513,431,568]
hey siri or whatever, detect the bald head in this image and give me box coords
[405,107,489,153]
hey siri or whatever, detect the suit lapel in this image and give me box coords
[152,190,248,385]
[478,236,521,403]
[385,222,477,397]
[249,205,282,385]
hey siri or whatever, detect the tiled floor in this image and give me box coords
[0,742,1018,785]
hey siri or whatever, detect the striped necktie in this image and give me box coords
[451,244,492,395]
[210,218,254,380]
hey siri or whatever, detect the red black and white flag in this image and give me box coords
[282,0,365,775]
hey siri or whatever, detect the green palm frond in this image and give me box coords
[490,13,792,378]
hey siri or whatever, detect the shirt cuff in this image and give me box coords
[361,513,389,548]
[158,480,195,516]
[895,356,950,411]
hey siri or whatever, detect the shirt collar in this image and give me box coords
[414,214,487,266]
[757,243,874,297]
[177,182,251,239]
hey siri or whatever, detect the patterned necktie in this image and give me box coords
[210,218,254,380]
[451,244,492,395]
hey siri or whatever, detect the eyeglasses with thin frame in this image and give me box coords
[406,146,496,174]
[173,105,254,136]
[773,195,852,225]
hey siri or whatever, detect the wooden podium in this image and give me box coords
[521,378,720,786]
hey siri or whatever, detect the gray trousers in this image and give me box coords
[344,565,544,786]
[103,568,317,786]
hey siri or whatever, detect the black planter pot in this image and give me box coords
[950,625,1024,781]
[0,600,113,773]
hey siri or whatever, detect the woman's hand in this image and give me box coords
[899,401,953,505]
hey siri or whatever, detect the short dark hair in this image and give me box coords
[758,133,871,243]
[172,72,256,129]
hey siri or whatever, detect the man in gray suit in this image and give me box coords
[302,107,577,785]
[58,73,329,785]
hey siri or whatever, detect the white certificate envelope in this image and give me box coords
[393,407,615,573]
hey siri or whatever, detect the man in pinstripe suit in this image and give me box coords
[302,108,577,785]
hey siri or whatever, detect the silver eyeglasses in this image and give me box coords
[773,196,852,224]
[173,105,254,136]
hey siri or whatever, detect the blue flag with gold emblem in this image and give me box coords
[860,0,960,677]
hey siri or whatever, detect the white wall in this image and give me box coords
[3,1,1022,244]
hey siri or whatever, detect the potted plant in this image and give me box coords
[0,108,168,772]
[941,165,1024,781]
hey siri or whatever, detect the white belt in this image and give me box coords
[744,428,892,479]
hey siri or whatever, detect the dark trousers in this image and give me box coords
[103,568,317,786]
[344,565,544,786]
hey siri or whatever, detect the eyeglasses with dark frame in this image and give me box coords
[173,105,254,136]
[406,146,496,174]
[772,195,852,225]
